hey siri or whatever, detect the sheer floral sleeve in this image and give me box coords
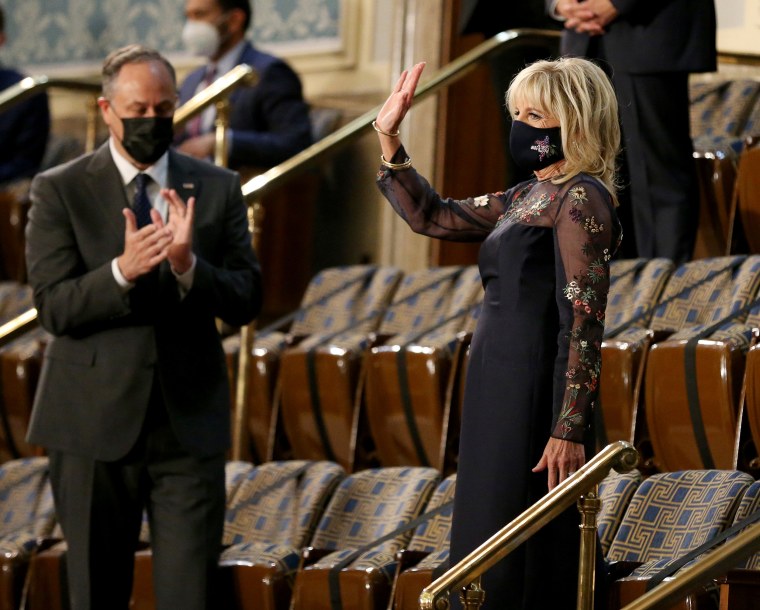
[551,179,620,443]
[376,145,524,242]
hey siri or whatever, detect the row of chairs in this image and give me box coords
[224,264,483,473]
[599,255,760,476]
[1,456,759,610]
[7,251,760,473]
[6,254,760,479]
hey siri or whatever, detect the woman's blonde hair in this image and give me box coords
[506,57,620,205]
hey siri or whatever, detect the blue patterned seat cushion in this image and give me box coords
[0,457,56,560]
[224,460,344,549]
[598,470,642,556]
[607,470,753,565]
[605,258,674,337]
[310,467,440,553]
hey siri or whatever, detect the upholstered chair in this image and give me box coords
[289,466,440,610]
[644,255,760,471]
[278,267,465,471]
[364,266,483,469]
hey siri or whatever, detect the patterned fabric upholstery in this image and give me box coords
[307,467,440,567]
[607,470,753,567]
[605,258,674,337]
[407,474,456,554]
[292,266,399,338]
[0,281,33,327]
[690,80,760,141]
[248,266,402,355]
[223,460,344,548]
[597,470,642,556]
[649,256,754,336]
[390,266,483,351]
[656,256,760,347]
[0,457,56,559]
[728,481,760,570]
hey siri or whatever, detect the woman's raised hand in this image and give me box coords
[375,62,426,136]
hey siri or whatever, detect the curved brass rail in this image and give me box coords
[0,75,101,112]
[621,520,760,610]
[419,441,640,610]
[172,64,257,130]
[241,27,561,200]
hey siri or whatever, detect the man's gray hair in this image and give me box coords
[101,44,177,99]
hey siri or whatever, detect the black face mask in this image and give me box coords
[509,120,564,173]
[119,115,174,165]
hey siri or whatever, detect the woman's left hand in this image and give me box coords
[532,438,586,491]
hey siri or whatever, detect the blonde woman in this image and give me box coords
[374,57,621,608]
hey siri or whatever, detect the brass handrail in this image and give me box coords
[0,75,101,112]
[420,441,640,610]
[0,308,39,349]
[240,28,561,200]
[621,520,760,610]
[172,63,257,130]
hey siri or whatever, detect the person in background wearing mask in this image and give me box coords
[0,3,50,184]
[25,45,262,610]
[177,0,312,170]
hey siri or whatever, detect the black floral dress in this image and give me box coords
[377,148,621,609]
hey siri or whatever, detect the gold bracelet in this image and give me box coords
[372,120,400,138]
[380,154,413,170]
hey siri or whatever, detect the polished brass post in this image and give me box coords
[214,100,230,168]
[459,578,486,610]
[231,201,262,460]
[85,96,99,153]
[577,485,602,610]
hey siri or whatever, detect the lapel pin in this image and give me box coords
[182,183,195,189]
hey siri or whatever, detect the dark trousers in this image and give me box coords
[612,71,698,264]
[49,380,226,610]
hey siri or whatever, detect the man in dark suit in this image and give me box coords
[25,45,262,610]
[176,0,312,169]
[550,0,717,263]
[0,4,50,184]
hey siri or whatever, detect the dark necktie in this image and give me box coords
[133,173,153,228]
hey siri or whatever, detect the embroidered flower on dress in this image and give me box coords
[471,195,491,208]
[569,186,588,203]
[584,216,603,234]
[569,207,583,223]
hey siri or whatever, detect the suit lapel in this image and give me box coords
[84,143,130,243]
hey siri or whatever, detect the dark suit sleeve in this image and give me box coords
[25,173,132,336]
[228,61,312,168]
[0,91,50,183]
[187,171,262,327]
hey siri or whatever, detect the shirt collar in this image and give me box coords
[108,137,169,188]
[214,39,247,79]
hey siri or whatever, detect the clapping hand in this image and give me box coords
[159,188,195,275]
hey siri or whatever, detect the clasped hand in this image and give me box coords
[117,188,196,282]
[555,0,619,36]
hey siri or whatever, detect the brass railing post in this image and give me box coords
[459,578,486,610]
[213,99,230,167]
[577,485,602,610]
[231,201,263,460]
[85,96,99,153]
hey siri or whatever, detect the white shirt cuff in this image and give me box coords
[549,0,567,21]
[112,258,134,293]
[172,254,197,299]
